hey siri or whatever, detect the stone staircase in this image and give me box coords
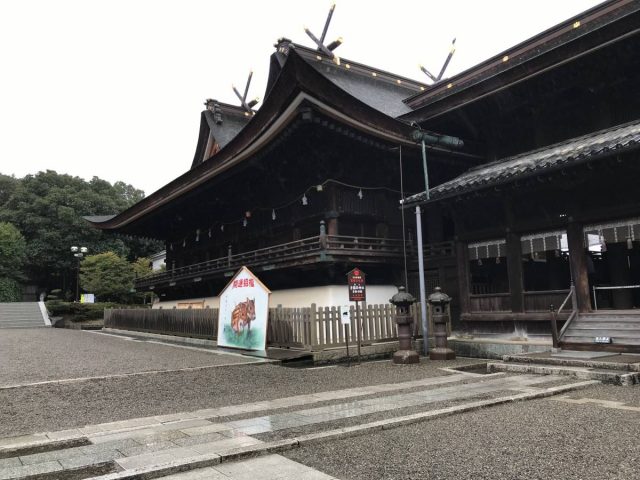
[0,302,49,328]
[560,311,640,353]
[488,350,640,386]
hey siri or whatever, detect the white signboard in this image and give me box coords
[80,293,95,304]
[339,305,351,325]
[217,266,270,351]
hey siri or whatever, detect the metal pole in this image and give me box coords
[345,323,350,367]
[356,301,361,364]
[416,206,428,355]
[76,260,80,302]
[421,141,430,197]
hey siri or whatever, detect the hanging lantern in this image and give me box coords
[245,211,251,218]
[357,189,363,200]
[316,184,323,192]
[182,239,186,248]
[272,209,276,220]
[302,194,308,206]
[208,228,212,238]
[243,218,248,227]
[195,229,200,242]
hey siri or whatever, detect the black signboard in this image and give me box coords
[347,268,366,302]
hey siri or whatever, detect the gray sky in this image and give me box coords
[0,0,602,196]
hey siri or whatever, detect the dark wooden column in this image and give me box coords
[506,232,524,312]
[606,243,633,309]
[567,222,591,313]
[455,241,471,314]
[326,185,339,236]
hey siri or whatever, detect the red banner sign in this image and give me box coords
[347,268,366,302]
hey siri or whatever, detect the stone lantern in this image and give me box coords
[390,286,419,364]
[428,286,455,360]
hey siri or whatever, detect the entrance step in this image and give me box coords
[561,312,640,353]
[0,303,48,328]
[489,352,640,386]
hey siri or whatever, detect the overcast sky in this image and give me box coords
[0,0,602,196]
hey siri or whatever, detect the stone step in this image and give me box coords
[562,335,640,345]
[502,353,640,372]
[570,320,640,330]
[564,329,640,338]
[487,362,640,385]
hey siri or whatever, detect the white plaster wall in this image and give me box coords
[153,284,398,309]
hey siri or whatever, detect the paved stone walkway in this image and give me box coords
[0,372,594,479]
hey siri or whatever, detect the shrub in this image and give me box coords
[0,278,22,302]
[45,301,149,322]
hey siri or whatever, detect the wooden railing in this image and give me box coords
[104,302,434,351]
[136,236,455,288]
[469,293,511,312]
[104,308,218,339]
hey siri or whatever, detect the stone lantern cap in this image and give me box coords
[389,286,416,308]
[427,286,451,306]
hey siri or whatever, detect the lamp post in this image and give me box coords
[70,246,88,302]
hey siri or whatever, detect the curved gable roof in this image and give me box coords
[88,49,419,232]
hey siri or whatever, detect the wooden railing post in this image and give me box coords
[310,303,319,350]
[550,304,559,349]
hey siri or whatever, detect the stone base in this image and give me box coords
[429,347,456,360]
[393,349,420,364]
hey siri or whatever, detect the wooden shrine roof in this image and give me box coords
[88,49,423,233]
[191,102,250,169]
[401,0,640,123]
[404,119,640,206]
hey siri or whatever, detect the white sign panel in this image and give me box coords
[339,305,351,325]
[217,267,270,351]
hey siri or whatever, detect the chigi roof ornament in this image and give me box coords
[419,37,457,84]
[304,3,343,64]
[232,71,260,115]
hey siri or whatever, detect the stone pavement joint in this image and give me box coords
[551,396,640,412]
[80,379,598,480]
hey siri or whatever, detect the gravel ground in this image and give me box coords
[0,354,478,436]
[0,329,255,385]
[285,383,640,480]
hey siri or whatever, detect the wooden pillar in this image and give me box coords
[606,243,633,309]
[327,185,339,236]
[455,241,471,314]
[506,232,524,312]
[567,222,591,313]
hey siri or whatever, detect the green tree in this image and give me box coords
[0,222,26,302]
[0,222,27,279]
[79,252,134,302]
[0,170,162,291]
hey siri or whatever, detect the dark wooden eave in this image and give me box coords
[87,49,423,233]
[400,0,640,123]
[403,119,640,207]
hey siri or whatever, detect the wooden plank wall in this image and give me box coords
[105,303,435,351]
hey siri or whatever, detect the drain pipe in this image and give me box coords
[411,130,464,356]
